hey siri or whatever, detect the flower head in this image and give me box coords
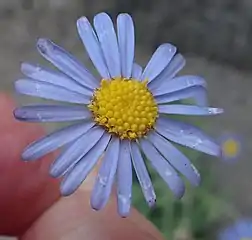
[14,12,223,217]
[218,219,252,240]
[219,133,241,162]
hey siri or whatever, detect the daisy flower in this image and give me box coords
[218,218,252,240]
[14,12,223,217]
[219,133,241,162]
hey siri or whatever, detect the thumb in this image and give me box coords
[21,171,165,240]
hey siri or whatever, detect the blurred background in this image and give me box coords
[0,0,251,239]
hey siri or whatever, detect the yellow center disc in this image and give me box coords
[88,78,158,140]
[222,139,239,157]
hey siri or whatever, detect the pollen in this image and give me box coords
[88,77,158,140]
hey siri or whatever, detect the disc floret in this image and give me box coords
[88,77,158,140]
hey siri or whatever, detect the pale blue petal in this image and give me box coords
[158,105,223,116]
[155,86,208,107]
[60,133,111,196]
[117,140,132,217]
[218,219,252,240]
[93,13,121,78]
[235,219,252,237]
[131,63,142,79]
[117,13,135,78]
[130,142,156,207]
[148,131,200,186]
[37,38,98,89]
[140,139,185,199]
[50,126,105,178]
[156,117,221,156]
[15,79,91,104]
[148,53,185,90]
[14,104,92,122]
[77,17,110,79]
[21,62,92,96]
[140,43,176,82]
[91,137,120,210]
[218,230,237,240]
[152,75,207,97]
[22,121,94,161]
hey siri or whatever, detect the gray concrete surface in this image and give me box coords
[0,1,252,238]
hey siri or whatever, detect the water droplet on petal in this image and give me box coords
[165,169,172,176]
[191,164,200,177]
[97,174,108,187]
[186,78,195,87]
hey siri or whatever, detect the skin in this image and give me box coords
[0,93,164,240]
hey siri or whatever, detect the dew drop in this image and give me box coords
[97,174,108,187]
[165,169,172,176]
[190,164,200,177]
[186,78,195,87]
